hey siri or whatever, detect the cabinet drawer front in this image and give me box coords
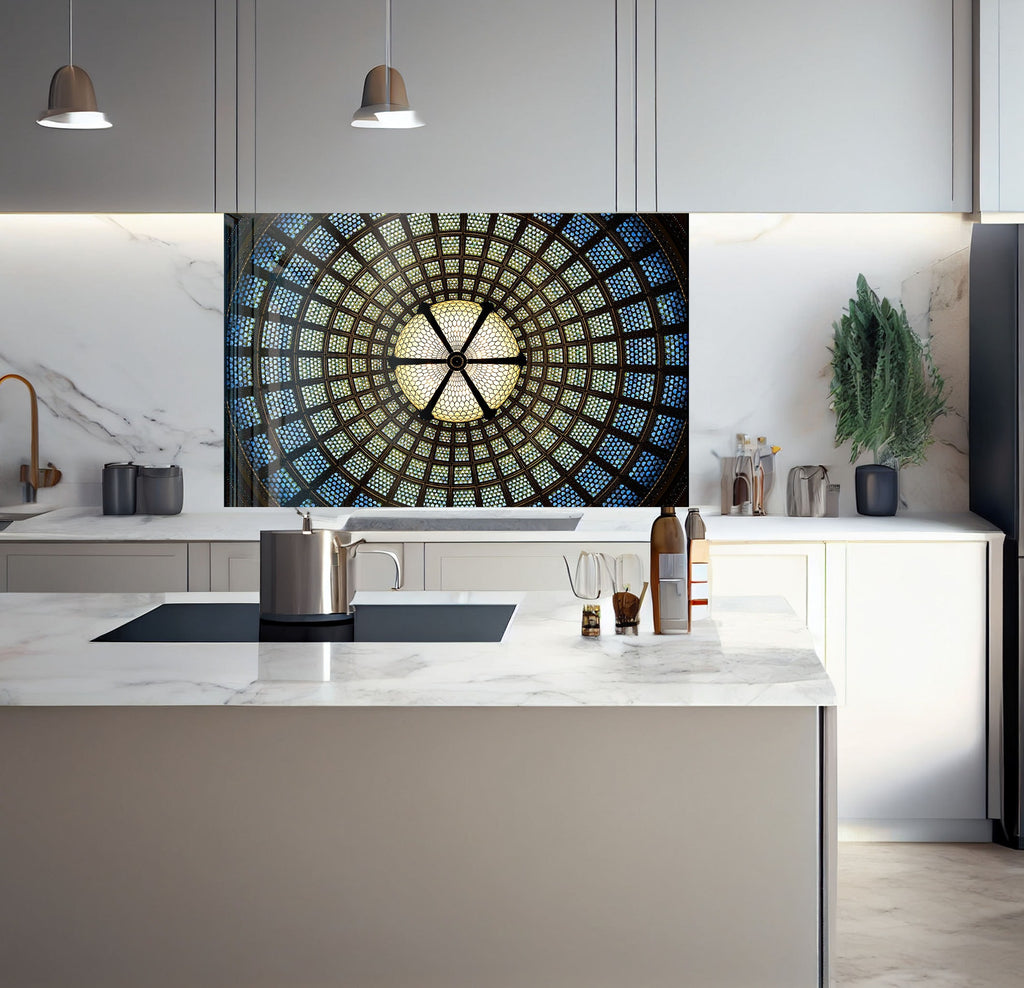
[425,543,647,592]
[3,544,187,593]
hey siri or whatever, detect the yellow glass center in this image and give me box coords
[391,300,522,423]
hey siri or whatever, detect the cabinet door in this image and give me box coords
[656,0,970,211]
[209,542,261,592]
[709,543,825,659]
[1,543,188,593]
[250,0,616,211]
[992,0,1024,209]
[838,542,988,837]
[424,542,648,591]
[0,0,214,211]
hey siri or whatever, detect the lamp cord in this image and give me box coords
[69,0,73,66]
[384,0,391,105]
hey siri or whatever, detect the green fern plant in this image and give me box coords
[829,274,946,467]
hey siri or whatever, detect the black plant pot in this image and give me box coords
[855,464,899,516]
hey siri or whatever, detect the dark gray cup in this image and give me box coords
[102,462,137,515]
[136,465,184,515]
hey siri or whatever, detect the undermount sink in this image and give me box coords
[339,509,583,532]
[0,503,56,522]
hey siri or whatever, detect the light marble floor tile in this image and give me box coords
[836,843,1024,987]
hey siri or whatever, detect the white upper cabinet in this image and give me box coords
[654,0,972,212]
[246,0,617,213]
[0,0,215,212]
[977,0,1024,213]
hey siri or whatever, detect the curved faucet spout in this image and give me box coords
[0,374,61,503]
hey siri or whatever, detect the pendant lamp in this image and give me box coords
[37,0,112,129]
[351,0,423,129]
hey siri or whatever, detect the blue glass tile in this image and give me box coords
[245,434,273,469]
[266,468,301,502]
[268,286,301,318]
[639,252,673,287]
[235,273,266,307]
[302,226,339,260]
[252,237,286,271]
[586,237,624,273]
[561,214,600,248]
[328,213,366,238]
[656,291,687,325]
[227,314,256,346]
[629,450,666,486]
[624,336,657,364]
[606,268,641,300]
[648,413,684,451]
[294,448,329,480]
[614,216,653,251]
[282,255,317,289]
[274,213,314,238]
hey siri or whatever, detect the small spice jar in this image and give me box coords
[581,604,601,637]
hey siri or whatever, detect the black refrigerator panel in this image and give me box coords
[995,546,1024,848]
[969,224,1021,539]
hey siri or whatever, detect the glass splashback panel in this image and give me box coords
[225,212,688,507]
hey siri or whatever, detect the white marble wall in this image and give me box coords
[0,215,224,510]
[689,214,973,515]
[0,212,973,514]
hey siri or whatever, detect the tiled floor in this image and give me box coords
[836,843,1024,987]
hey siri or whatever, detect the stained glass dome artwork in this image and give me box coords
[225,212,688,508]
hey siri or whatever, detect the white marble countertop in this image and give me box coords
[0,505,1003,544]
[0,590,836,708]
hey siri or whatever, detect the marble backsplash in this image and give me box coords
[0,212,973,514]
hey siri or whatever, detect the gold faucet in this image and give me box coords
[0,374,62,503]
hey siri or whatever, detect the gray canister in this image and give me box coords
[136,465,184,515]
[102,462,138,515]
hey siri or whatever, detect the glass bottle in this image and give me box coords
[651,506,687,634]
[732,434,753,516]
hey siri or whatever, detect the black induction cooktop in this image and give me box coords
[93,602,516,644]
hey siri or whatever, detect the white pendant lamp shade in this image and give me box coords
[37,1,111,130]
[351,65,424,128]
[37,64,111,129]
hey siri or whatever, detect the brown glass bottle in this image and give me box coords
[651,506,687,634]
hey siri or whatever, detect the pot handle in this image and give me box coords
[334,536,402,590]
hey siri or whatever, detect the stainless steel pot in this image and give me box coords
[259,511,401,620]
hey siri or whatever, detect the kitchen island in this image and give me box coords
[0,591,836,988]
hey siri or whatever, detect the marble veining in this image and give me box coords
[0,591,836,707]
[0,214,224,510]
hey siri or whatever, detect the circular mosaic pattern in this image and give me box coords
[390,300,524,423]
[225,212,688,508]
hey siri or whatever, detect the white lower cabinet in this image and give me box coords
[708,543,825,659]
[0,543,187,593]
[835,541,989,841]
[423,542,649,592]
